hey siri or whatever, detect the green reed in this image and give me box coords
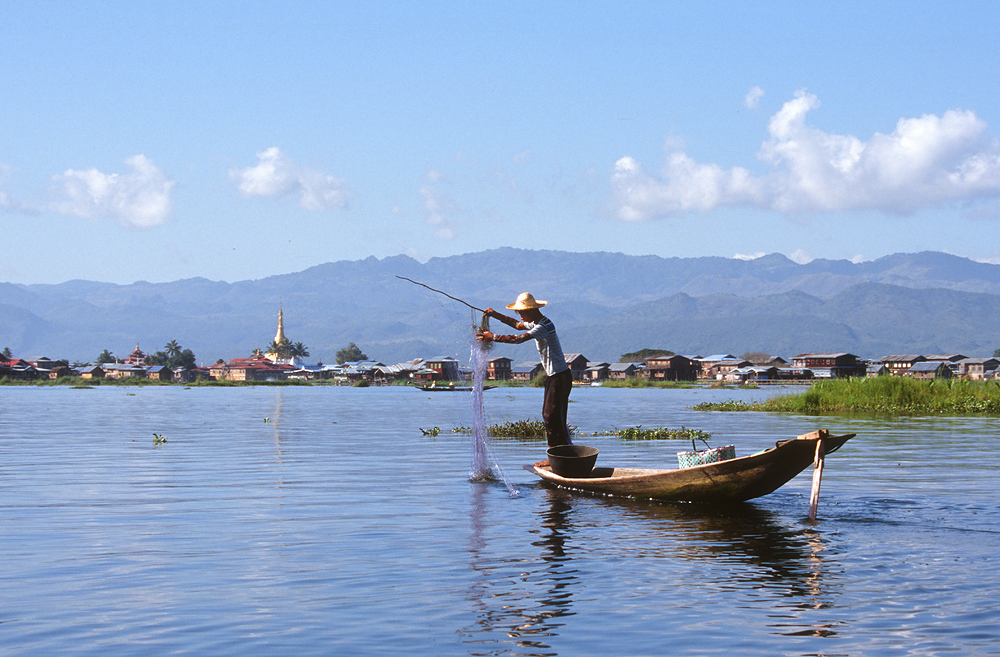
[692,377,1000,415]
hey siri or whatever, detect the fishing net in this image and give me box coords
[469,313,519,496]
[469,315,492,480]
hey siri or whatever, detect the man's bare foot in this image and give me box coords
[533,458,550,468]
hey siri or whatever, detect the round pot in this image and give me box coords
[546,444,599,478]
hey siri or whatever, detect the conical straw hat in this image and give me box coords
[506,292,547,310]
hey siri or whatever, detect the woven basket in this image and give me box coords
[676,444,736,469]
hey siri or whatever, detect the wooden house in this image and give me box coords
[46,366,74,379]
[215,354,293,381]
[645,354,700,381]
[102,363,147,379]
[146,365,174,381]
[696,354,737,379]
[905,361,953,379]
[726,366,778,383]
[866,363,889,377]
[562,354,590,381]
[32,357,69,372]
[511,362,544,382]
[424,356,460,381]
[792,353,865,378]
[413,368,438,383]
[0,359,42,379]
[79,365,105,379]
[955,357,1000,380]
[775,367,813,381]
[609,362,642,380]
[487,356,512,381]
[880,355,926,376]
[584,362,610,382]
[923,354,968,363]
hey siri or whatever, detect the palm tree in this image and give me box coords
[164,340,182,359]
[290,342,310,358]
[266,339,292,360]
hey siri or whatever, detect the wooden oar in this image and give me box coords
[808,437,826,522]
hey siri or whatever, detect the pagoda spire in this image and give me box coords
[274,305,287,345]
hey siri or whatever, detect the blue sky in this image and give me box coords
[3,1,1000,284]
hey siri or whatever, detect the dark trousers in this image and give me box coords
[543,369,573,447]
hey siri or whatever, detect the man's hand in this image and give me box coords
[476,330,495,342]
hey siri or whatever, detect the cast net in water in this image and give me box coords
[469,314,519,497]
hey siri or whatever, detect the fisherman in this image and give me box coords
[476,292,573,462]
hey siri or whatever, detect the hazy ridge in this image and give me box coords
[2,249,1000,365]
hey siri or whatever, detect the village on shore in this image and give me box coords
[2,309,999,385]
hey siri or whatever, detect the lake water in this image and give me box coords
[2,384,998,656]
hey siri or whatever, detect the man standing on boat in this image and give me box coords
[476,292,573,459]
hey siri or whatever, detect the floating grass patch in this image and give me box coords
[601,379,698,389]
[692,377,1000,416]
[691,399,757,412]
[593,425,713,441]
[1,376,312,388]
[452,419,572,439]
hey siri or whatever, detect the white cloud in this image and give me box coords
[230,147,350,211]
[745,86,764,109]
[51,155,174,228]
[611,90,1000,220]
[611,152,765,220]
[418,186,445,225]
[789,249,813,264]
[733,251,766,260]
[418,185,457,240]
[849,254,870,264]
[0,165,12,210]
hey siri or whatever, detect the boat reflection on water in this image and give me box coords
[620,497,829,595]
[463,485,843,654]
[582,492,847,640]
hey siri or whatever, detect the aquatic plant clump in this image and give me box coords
[601,379,698,389]
[691,399,758,412]
[453,419,573,440]
[593,425,713,441]
[693,377,1000,416]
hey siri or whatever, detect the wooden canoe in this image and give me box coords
[524,429,855,503]
[418,385,494,392]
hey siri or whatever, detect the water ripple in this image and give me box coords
[2,386,999,655]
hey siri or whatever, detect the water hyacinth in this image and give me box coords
[594,425,713,441]
[454,419,553,439]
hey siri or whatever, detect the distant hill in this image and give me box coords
[2,250,1000,365]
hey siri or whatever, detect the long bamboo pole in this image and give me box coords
[395,276,486,314]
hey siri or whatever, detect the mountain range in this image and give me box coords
[3,249,1000,366]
